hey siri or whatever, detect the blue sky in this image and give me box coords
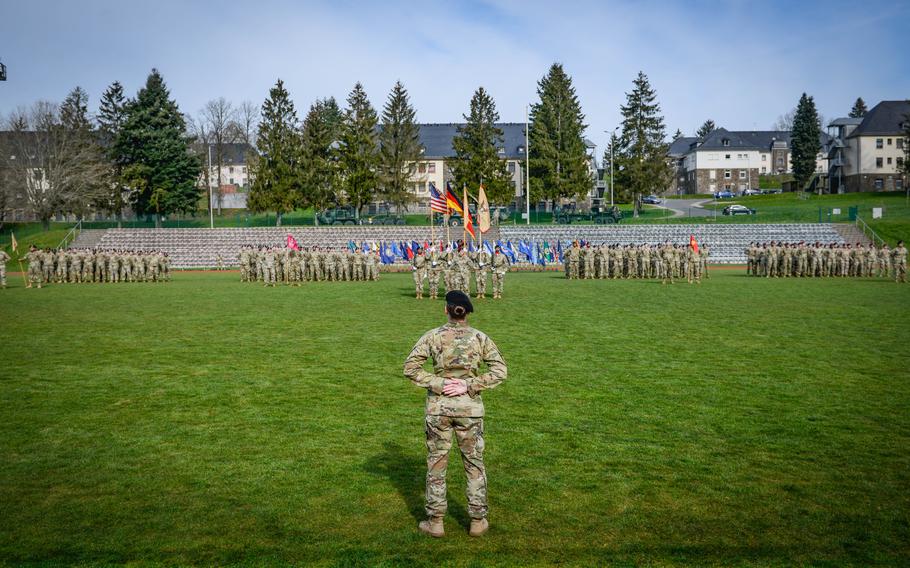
[1,0,908,155]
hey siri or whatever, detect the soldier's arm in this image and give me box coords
[467,335,507,397]
[403,333,445,395]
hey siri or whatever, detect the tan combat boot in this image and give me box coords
[469,518,488,537]
[418,517,444,538]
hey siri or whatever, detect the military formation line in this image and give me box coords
[410,243,511,299]
[19,246,171,289]
[239,245,382,286]
[562,242,711,284]
[746,241,908,281]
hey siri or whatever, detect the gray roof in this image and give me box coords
[190,142,254,165]
[828,117,863,128]
[847,100,910,138]
[683,127,830,154]
[418,123,528,159]
[668,136,697,157]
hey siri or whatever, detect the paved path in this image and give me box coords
[659,198,718,218]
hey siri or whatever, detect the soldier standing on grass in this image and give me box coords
[893,240,907,283]
[0,249,9,288]
[403,290,507,538]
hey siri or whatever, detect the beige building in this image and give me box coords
[826,101,908,193]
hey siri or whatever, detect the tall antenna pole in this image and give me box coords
[208,144,214,229]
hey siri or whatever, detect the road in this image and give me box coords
[656,198,718,218]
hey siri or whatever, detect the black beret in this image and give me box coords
[445,290,474,314]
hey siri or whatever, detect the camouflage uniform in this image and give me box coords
[412,251,428,298]
[474,249,490,298]
[428,248,444,298]
[403,320,507,521]
[0,250,9,288]
[26,249,43,288]
[893,244,907,283]
[491,251,509,299]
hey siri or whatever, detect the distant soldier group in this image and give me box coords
[746,241,908,282]
[239,245,381,287]
[22,245,170,289]
[411,242,510,300]
[563,241,710,284]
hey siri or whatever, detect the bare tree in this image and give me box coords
[775,107,826,132]
[4,101,108,230]
[198,97,238,215]
[228,100,259,149]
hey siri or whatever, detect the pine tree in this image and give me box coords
[247,79,302,226]
[300,99,339,222]
[337,83,379,218]
[790,93,822,193]
[378,81,422,212]
[115,70,201,226]
[60,87,92,131]
[529,63,591,207]
[849,97,868,118]
[902,111,910,180]
[696,120,716,138]
[614,71,671,202]
[450,87,513,205]
[672,128,683,140]
[97,82,128,224]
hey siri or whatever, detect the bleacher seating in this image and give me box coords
[69,224,846,268]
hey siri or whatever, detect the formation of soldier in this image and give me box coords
[23,245,170,289]
[411,242,511,300]
[746,241,908,282]
[239,245,381,287]
[563,241,710,284]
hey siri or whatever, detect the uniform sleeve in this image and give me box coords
[467,335,507,397]
[403,333,445,395]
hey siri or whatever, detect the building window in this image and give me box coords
[876,157,883,168]
[418,163,427,174]
[725,154,731,159]
[417,182,427,194]
[229,166,234,173]
[887,157,893,165]
[518,146,525,154]
[739,170,747,179]
[887,138,892,145]
[507,162,516,173]
[242,167,247,173]
[876,138,883,149]
[874,178,884,189]
[777,157,784,166]
[427,162,436,174]
[761,154,767,161]
[898,157,905,168]
[897,179,904,190]
[229,178,234,184]
[761,166,767,174]
[709,170,716,180]
[898,139,904,149]
[722,139,730,147]
[724,169,731,179]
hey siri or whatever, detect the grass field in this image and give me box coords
[1,271,908,566]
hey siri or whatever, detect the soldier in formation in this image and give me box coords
[23,247,170,287]
[415,241,508,300]
[403,290,507,538]
[563,242,706,284]
[239,244,382,287]
[746,241,906,281]
[0,248,9,289]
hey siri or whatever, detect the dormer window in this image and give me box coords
[497,147,505,155]
[518,146,525,154]
[722,139,730,147]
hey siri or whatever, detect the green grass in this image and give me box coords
[1,272,908,566]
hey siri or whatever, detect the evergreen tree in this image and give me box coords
[450,87,513,205]
[696,119,716,138]
[672,128,683,140]
[97,81,128,224]
[60,87,92,131]
[902,111,910,180]
[247,79,302,226]
[321,97,344,140]
[115,69,201,226]
[791,92,822,193]
[378,81,422,211]
[300,99,339,222]
[529,63,591,207]
[614,71,671,202]
[849,97,868,118]
[59,86,107,219]
[337,83,379,218]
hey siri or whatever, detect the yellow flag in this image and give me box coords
[477,184,491,234]
[10,232,17,252]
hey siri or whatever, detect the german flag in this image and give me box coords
[445,182,464,215]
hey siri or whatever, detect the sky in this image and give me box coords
[1,0,909,158]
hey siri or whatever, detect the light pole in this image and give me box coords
[525,105,530,225]
[207,143,214,229]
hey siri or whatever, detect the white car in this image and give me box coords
[741,189,761,196]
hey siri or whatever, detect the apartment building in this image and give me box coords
[826,100,909,193]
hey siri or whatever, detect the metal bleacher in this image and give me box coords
[70,223,847,268]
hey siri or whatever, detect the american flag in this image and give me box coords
[428,182,449,214]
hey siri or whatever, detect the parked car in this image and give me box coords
[722,204,756,216]
[740,188,761,196]
[713,190,736,199]
[761,188,783,195]
[641,194,662,204]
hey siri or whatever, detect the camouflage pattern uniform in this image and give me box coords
[474,249,490,298]
[893,244,907,283]
[428,247,444,298]
[403,320,507,522]
[26,248,43,288]
[491,250,509,299]
[412,249,428,298]
[0,250,9,288]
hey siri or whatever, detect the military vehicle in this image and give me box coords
[317,206,361,225]
[554,203,622,224]
[435,204,511,226]
[367,205,406,226]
